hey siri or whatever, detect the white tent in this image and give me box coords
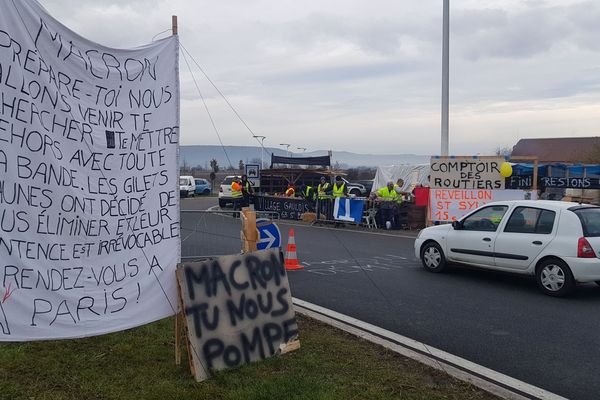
[372,164,430,194]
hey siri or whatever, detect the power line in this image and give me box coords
[178,41,272,158]
[179,42,234,169]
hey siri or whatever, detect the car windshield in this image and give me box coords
[573,208,600,237]
[179,178,188,185]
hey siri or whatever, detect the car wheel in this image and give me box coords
[350,189,361,196]
[218,199,226,208]
[535,259,575,297]
[420,241,446,273]
[204,189,210,195]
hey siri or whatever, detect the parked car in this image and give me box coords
[194,178,211,195]
[355,179,374,193]
[414,200,600,297]
[218,175,239,208]
[179,175,195,198]
[341,178,367,197]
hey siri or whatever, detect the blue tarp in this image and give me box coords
[512,163,600,178]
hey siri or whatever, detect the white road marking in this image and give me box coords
[292,298,567,400]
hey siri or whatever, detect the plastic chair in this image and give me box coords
[362,208,378,229]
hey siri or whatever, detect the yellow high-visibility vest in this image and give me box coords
[377,187,399,201]
[332,183,345,198]
[318,183,331,199]
[231,182,243,198]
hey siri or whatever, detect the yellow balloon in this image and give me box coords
[500,162,513,177]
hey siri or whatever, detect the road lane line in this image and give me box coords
[292,298,567,400]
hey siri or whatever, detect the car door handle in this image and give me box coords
[532,241,543,245]
[483,237,492,242]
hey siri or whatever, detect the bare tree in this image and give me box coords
[210,158,219,173]
[494,145,513,158]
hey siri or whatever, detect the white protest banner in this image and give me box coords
[430,156,505,190]
[176,249,299,381]
[0,0,180,340]
[430,189,536,222]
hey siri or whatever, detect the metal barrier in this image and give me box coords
[179,209,279,261]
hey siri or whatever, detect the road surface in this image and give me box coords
[181,197,600,399]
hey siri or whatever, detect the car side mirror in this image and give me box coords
[451,221,463,230]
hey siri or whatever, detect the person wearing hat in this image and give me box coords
[316,176,333,222]
[240,174,254,208]
[332,176,348,227]
[332,176,348,198]
[298,183,316,211]
[231,176,243,217]
[374,181,399,229]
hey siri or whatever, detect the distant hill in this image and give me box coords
[179,145,429,168]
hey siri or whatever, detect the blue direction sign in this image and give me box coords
[256,218,281,250]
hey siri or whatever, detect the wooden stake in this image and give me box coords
[172,15,178,35]
[175,310,181,365]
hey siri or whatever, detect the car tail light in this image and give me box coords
[577,237,596,258]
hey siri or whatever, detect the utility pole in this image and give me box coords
[172,15,178,35]
[441,0,449,156]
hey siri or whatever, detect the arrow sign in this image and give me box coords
[256,218,281,250]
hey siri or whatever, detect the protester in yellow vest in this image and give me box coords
[375,181,399,229]
[376,181,399,202]
[316,176,333,223]
[332,176,348,198]
[240,174,254,207]
[231,177,243,217]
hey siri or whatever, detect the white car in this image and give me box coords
[414,200,600,297]
[218,175,239,208]
[179,175,195,198]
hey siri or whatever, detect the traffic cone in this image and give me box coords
[284,228,304,270]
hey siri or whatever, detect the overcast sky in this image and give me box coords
[39,0,600,155]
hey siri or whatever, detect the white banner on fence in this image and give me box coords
[430,189,536,222]
[0,1,180,340]
[430,157,505,190]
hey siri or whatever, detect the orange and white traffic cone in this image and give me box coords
[284,228,304,270]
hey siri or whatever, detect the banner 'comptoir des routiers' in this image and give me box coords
[430,157,505,190]
[0,1,180,340]
[429,157,533,222]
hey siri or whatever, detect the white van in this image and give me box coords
[179,175,195,197]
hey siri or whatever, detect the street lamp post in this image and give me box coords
[253,135,266,168]
[280,143,291,157]
[441,0,450,156]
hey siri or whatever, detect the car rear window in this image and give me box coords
[222,177,235,184]
[573,208,600,237]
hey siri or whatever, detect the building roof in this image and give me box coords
[511,137,600,163]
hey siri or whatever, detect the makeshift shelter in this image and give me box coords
[372,164,430,194]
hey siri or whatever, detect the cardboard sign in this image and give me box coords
[176,249,299,381]
[430,157,505,190]
[0,1,180,340]
[430,189,535,222]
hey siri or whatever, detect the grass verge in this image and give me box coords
[0,315,497,400]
